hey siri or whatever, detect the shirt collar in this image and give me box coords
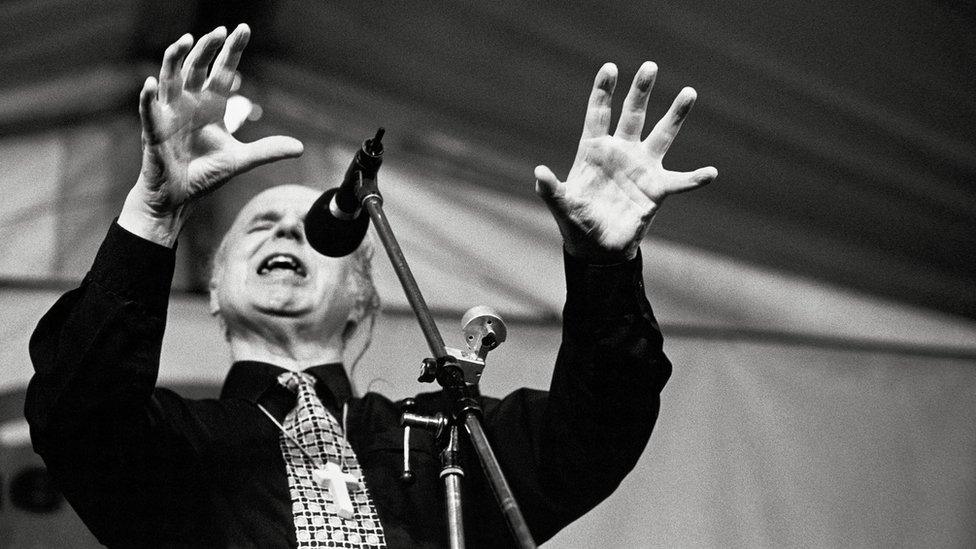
[304,363,354,407]
[220,360,354,412]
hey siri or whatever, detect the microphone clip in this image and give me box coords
[417,306,507,387]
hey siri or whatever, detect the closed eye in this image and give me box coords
[246,212,281,233]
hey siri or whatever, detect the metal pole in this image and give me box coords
[361,193,447,358]
[441,425,466,549]
[350,139,536,547]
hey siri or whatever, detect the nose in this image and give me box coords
[274,213,305,242]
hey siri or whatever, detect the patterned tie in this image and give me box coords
[278,371,386,548]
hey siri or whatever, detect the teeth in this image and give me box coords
[257,254,307,277]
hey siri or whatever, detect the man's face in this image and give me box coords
[211,185,358,339]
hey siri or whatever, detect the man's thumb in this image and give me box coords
[237,136,305,173]
[534,165,562,201]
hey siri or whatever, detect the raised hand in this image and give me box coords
[535,62,717,263]
[119,24,304,246]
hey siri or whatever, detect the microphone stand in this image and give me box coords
[352,130,536,549]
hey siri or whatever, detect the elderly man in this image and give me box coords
[26,24,716,548]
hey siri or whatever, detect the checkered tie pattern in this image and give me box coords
[278,371,386,548]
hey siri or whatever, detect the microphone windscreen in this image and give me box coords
[306,188,370,257]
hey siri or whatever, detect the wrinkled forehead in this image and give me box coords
[229,184,321,230]
[212,185,321,271]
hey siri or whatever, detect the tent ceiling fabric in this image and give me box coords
[1,0,973,319]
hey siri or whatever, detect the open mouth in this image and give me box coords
[257,253,308,277]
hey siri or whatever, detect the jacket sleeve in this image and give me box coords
[24,221,207,542]
[480,249,672,543]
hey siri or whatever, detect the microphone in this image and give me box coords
[306,128,385,257]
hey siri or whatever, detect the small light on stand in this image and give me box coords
[224,95,262,134]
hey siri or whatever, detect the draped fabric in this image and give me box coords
[1,0,974,318]
[546,337,976,547]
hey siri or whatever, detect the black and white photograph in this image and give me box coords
[1,1,974,547]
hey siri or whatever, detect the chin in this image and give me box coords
[231,286,308,318]
[250,293,316,318]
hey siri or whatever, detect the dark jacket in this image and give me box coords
[26,222,671,547]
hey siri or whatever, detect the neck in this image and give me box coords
[226,323,345,371]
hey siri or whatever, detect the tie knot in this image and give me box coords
[277,371,317,393]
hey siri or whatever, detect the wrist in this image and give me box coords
[562,239,637,265]
[117,180,189,248]
[552,208,653,265]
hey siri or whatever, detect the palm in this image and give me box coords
[536,62,717,262]
[562,137,668,251]
[143,88,238,203]
[136,25,302,216]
